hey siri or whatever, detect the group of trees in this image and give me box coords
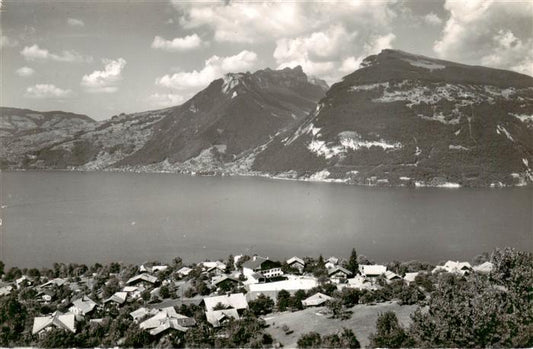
[367,248,533,348]
[297,328,360,348]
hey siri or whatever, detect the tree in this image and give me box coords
[0,260,4,276]
[226,254,235,273]
[297,332,322,348]
[0,295,27,346]
[408,249,533,348]
[248,294,274,316]
[159,285,170,299]
[370,311,412,348]
[277,289,291,311]
[346,248,359,275]
[322,329,361,348]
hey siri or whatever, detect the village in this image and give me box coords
[0,249,523,348]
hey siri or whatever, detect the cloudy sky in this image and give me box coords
[1,0,532,120]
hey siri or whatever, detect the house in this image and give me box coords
[432,261,472,275]
[40,278,67,289]
[328,266,352,280]
[200,261,227,274]
[123,285,144,300]
[403,272,419,284]
[359,265,387,277]
[286,257,305,274]
[384,271,402,282]
[130,307,156,322]
[0,285,13,296]
[203,293,248,327]
[204,293,248,313]
[177,267,193,277]
[69,296,97,317]
[127,273,158,286]
[104,291,128,305]
[242,256,283,279]
[205,308,240,327]
[344,275,375,290]
[16,275,32,289]
[302,292,333,307]
[151,265,169,273]
[137,307,195,336]
[32,311,76,335]
[244,272,266,285]
[473,261,494,274]
[212,276,240,289]
[325,257,339,270]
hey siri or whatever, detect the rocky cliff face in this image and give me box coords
[253,50,533,187]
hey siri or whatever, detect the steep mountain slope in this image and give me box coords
[22,66,327,172]
[253,50,533,187]
[0,107,96,168]
[114,66,327,169]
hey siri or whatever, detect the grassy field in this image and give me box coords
[263,301,418,348]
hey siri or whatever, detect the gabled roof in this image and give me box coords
[212,276,239,286]
[149,318,189,336]
[328,266,352,277]
[139,308,189,330]
[32,312,76,335]
[70,296,97,315]
[203,293,248,312]
[302,292,333,307]
[127,273,158,285]
[241,256,269,270]
[40,278,67,288]
[384,270,402,280]
[403,272,419,283]
[287,256,305,266]
[104,291,128,304]
[205,309,239,327]
[473,261,494,273]
[359,265,387,276]
[177,267,193,276]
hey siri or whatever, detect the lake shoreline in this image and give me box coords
[3,167,532,189]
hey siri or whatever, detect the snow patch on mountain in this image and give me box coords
[496,124,514,142]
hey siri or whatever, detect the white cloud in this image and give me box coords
[156,50,258,90]
[21,44,92,63]
[423,12,442,26]
[481,30,533,76]
[274,28,395,83]
[151,34,202,51]
[434,0,533,75]
[81,58,127,93]
[24,84,72,99]
[67,18,85,27]
[16,66,35,77]
[0,35,19,48]
[148,93,188,107]
[175,1,397,44]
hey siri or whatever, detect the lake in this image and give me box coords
[1,171,531,268]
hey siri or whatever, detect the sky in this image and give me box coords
[1,0,532,121]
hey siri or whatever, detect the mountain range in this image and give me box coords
[2,50,532,187]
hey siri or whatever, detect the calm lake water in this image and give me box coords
[1,171,531,268]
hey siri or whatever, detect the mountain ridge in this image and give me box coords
[2,51,532,187]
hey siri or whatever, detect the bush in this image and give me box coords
[297,332,322,348]
[369,311,412,348]
[248,294,274,316]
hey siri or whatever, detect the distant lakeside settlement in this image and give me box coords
[0,247,531,348]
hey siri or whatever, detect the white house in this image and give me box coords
[432,261,472,275]
[359,265,387,277]
[286,256,305,274]
[204,293,248,327]
[473,261,494,274]
[242,256,283,279]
